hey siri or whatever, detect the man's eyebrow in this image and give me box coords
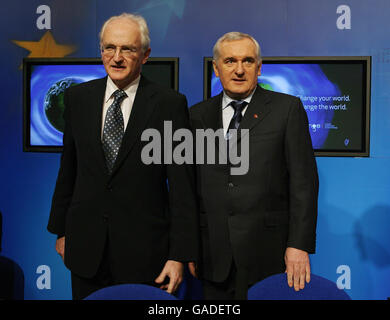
[102,43,136,47]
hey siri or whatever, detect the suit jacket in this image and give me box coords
[47,75,199,282]
[189,86,318,285]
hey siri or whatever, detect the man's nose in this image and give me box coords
[113,48,124,62]
[235,62,244,75]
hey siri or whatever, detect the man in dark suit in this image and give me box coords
[189,32,319,299]
[47,13,198,300]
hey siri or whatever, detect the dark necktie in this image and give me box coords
[227,100,248,138]
[226,100,247,163]
[102,89,127,174]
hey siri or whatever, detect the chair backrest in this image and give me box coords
[248,273,351,300]
[0,256,25,300]
[84,284,178,300]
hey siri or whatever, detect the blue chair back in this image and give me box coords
[84,284,178,300]
[248,273,351,300]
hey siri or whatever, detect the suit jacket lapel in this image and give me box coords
[223,86,272,158]
[235,86,272,145]
[200,87,272,135]
[110,75,157,177]
[201,93,223,132]
[199,93,229,164]
[240,86,272,132]
[87,77,108,175]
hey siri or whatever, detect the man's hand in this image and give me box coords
[188,262,197,278]
[155,260,184,294]
[56,236,65,260]
[284,247,310,291]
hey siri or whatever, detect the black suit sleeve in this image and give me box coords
[284,97,319,254]
[47,88,77,237]
[166,94,200,262]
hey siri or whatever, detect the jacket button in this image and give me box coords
[228,182,234,188]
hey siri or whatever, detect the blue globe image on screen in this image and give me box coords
[29,64,107,146]
[44,78,80,133]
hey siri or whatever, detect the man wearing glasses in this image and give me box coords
[47,13,198,300]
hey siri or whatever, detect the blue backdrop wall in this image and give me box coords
[1,0,389,300]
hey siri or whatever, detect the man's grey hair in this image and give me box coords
[99,13,150,53]
[213,32,262,63]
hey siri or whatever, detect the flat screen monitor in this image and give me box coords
[23,57,179,152]
[204,56,371,157]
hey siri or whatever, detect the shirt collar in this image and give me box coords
[222,86,257,110]
[105,75,141,103]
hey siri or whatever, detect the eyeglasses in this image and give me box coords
[101,44,139,57]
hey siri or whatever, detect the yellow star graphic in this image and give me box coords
[12,30,76,58]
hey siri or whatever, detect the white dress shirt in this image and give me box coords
[221,87,257,137]
[101,75,140,138]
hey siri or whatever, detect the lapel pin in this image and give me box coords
[254,114,259,119]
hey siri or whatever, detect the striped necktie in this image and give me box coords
[227,100,248,138]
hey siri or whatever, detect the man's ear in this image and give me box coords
[257,61,262,76]
[142,48,151,65]
[213,60,220,77]
[100,44,104,61]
